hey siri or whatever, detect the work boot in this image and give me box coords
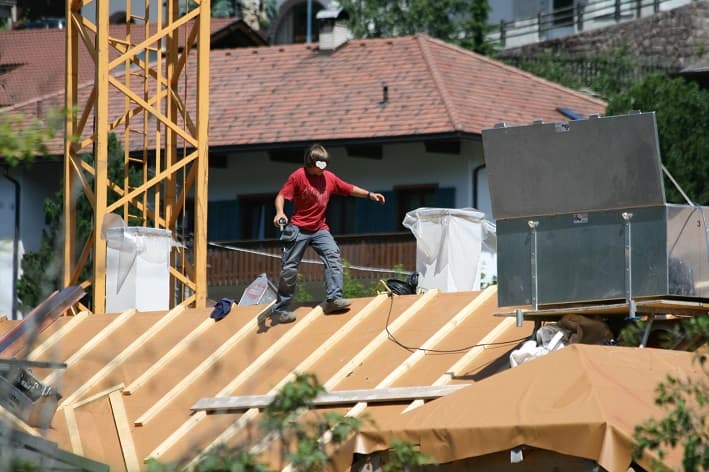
[322,298,352,314]
[271,310,296,324]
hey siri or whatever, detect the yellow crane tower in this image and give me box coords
[63,0,211,313]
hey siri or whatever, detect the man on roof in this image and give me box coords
[271,143,386,324]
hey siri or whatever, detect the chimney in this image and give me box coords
[317,8,351,52]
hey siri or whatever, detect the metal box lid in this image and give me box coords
[482,112,665,220]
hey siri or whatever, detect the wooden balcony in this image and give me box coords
[207,232,417,287]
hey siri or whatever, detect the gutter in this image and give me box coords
[472,162,485,210]
[207,131,483,154]
[3,168,20,320]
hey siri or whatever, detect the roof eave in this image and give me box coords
[209,131,482,154]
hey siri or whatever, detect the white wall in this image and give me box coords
[0,162,64,318]
[208,139,494,219]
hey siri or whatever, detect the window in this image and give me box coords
[553,0,574,27]
[326,195,358,235]
[238,193,279,240]
[395,184,438,230]
[345,144,383,160]
[291,1,324,44]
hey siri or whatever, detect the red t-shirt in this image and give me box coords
[279,167,354,231]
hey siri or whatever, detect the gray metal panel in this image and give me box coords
[482,113,665,220]
[497,207,668,306]
[666,204,709,298]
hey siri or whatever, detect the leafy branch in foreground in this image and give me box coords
[633,317,708,472]
[0,109,64,167]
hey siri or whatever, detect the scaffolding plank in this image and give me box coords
[192,384,467,412]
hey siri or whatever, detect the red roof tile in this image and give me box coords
[206,34,605,146]
[5,34,606,154]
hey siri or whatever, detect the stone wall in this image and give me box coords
[496,0,709,71]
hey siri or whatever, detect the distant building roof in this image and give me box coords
[0,18,264,108]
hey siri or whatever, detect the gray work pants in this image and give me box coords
[274,225,343,312]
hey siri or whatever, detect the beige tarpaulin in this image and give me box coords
[349,345,702,471]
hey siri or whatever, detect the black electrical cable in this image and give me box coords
[383,292,529,354]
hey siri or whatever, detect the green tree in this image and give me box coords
[293,273,314,303]
[383,439,435,471]
[632,317,708,472]
[606,75,709,205]
[259,0,278,31]
[182,0,236,17]
[342,260,376,298]
[338,0,496,55]
[503,48,656,100]
[0,110,63,167]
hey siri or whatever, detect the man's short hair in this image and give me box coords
[304,144,330,168]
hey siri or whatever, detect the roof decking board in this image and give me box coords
[144,296,399,462]
[42,309,137,386]
[27,311,91,362]
[184,295,393,464]
[59,306,187,407]
[2,287,543,470]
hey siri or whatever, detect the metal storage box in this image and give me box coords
[482,112,709,307]
[0,365,61,427]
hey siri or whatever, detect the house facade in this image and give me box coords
[194,34,604,244]
[3,30,605,309]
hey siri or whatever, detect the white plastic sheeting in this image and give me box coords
[239,273,277,306]
[0,239,23,319]
[104,225,173,313]
[402,208,497,292]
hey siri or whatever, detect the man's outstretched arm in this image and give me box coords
[351,185,385,204]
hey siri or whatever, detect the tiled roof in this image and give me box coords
[207,35,606,147]
[0,18,239,109]
[0,286,535,469]
[4,34,605,155]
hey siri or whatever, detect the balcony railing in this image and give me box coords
[489,0,689,49]
[207,232,416,287]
